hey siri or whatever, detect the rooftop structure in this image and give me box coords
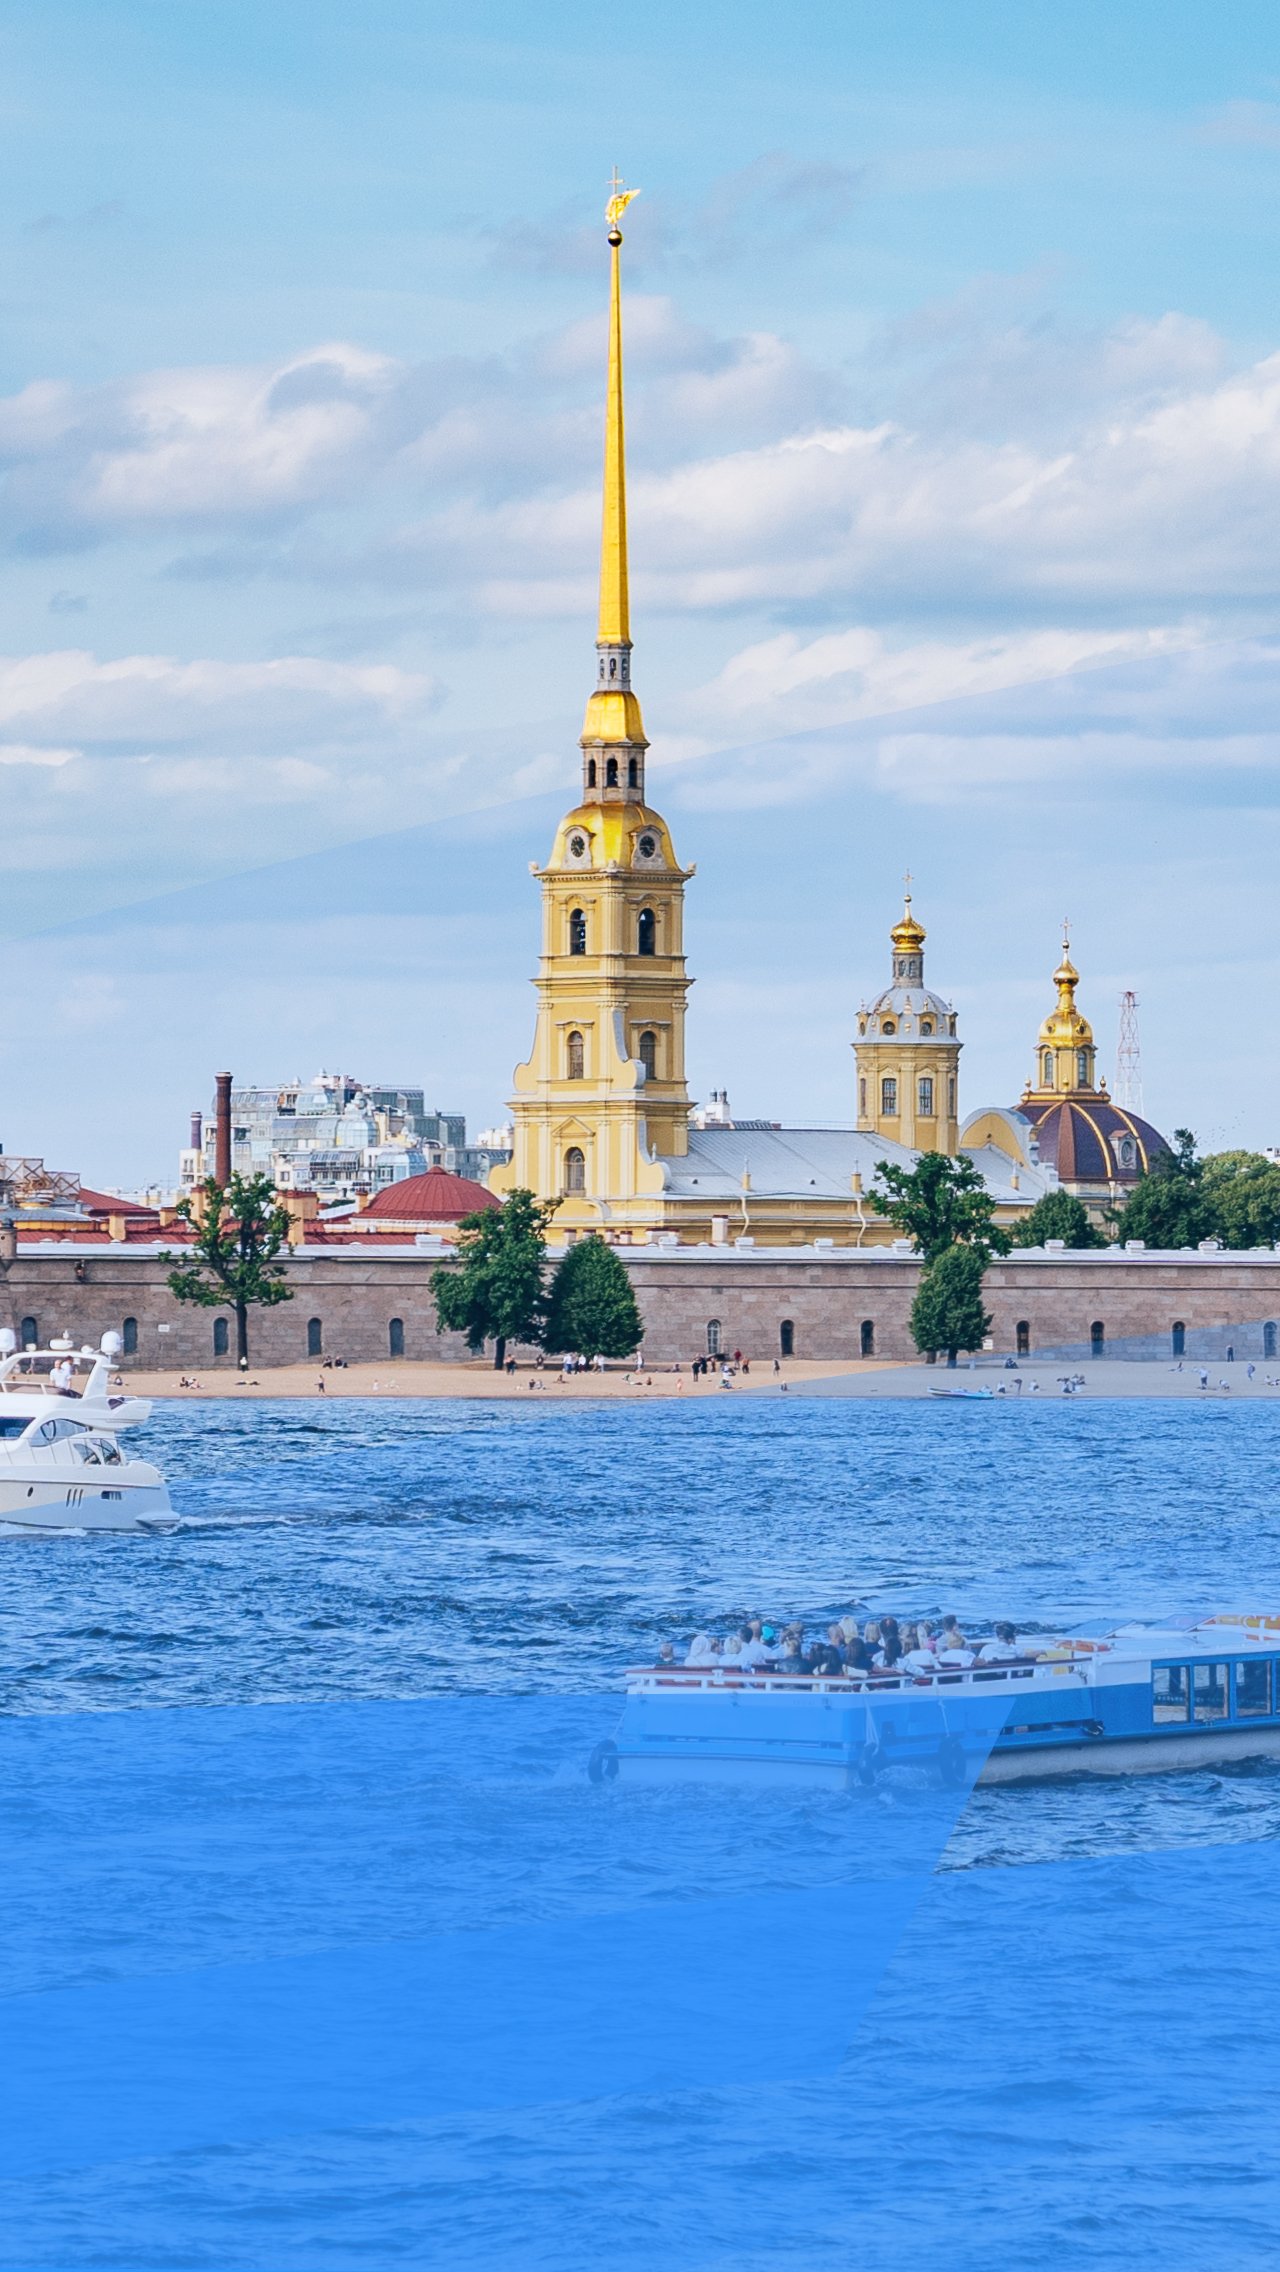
[179,1074,509,1203]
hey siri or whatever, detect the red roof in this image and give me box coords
[78,1187,157,1217]
[359,1167,499,1223]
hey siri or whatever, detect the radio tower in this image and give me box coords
[1116,990,1143,1112]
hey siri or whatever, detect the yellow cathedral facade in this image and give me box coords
[492,190,1167,1245]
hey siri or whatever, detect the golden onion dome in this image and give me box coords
[890,894,926,954]
[1038,938,1094,1049]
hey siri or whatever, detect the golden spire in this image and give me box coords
[890,872,926,955]
[1027,924,1097,1095]
[581,171,647,768]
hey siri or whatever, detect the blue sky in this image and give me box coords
[4,1,1280,1182]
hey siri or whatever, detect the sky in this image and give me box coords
[4,0,1280,1184]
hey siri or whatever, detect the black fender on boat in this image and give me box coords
[587,1739,619,1785]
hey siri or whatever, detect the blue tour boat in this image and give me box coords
[589,1619,1280,1787]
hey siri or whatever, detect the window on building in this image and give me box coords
[917,1075,934,1116]
[779,1319,794,1358]
[638,1030,657,1079]
[920,1019,933,1036]
[213,1317,229,1357]
[1265,1322,1277,1360]
[628,757,638,787]
[947,1075,956,1116]
[569,907,587,956]
[706,1319,722,1356]
[1236,1659,1273,1717]
[1043,1051,1054,1084]
[1016,1321,1030,1356]
[122,1317,138,1357]
[567,1030,585,1080]
[1077,1050,1090,1085]
[1152,1664,1189,1722]
[859,1078,867,1117]
[638,907,656,956]
[586,758,597,787]
[20,1317,36,1349]
[565,1147,586,1194]
[1119,1137,1136,1168]
[389,1318,405,1358]
[881,1018,896,1035]
[1171,1321,1186,1357]
[1090,1320,1105,1357]
[860,1319,875,1358]
[307,1317,323,1358]
[1193,1663,1229,1722]
[881,1076,898,1116]
[606,757,619,787]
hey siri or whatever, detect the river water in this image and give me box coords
[2,1395,1279,2267]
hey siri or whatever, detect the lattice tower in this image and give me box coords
[1115,989,1143,1111]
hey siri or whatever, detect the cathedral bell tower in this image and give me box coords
[854,893,962,1154]
[492,180,693,1229]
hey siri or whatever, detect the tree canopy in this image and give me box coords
[1010,1188,1107,1249]
[1110,1128,1218,1250]
[1201,1150,1280,1250]
[163,1173,294,1364]
[870,1150,1009,1264]
[430,1188,553,1367]
[910,1242,993,1366]
[544,1235,644,1360]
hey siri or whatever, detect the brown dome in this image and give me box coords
[1014,1098,1169,1186]
[360,1168,499,1222]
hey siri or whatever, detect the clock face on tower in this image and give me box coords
[567,832,590,864]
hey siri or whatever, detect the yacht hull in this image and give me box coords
[0,1479,177,1534]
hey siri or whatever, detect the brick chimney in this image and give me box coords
[214,1072,232,1186]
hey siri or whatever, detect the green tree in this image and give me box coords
[870,1150,1010,1264]
[163,1174,293,1365]
[544,1234,644,1360]
[430,1188,553,1368]
[910,1242,993,1367]
[1010,1188,1107,1249]
[1202,1150,1280,1249]
[1111,1128,1216,1250]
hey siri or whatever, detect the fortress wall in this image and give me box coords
[0,1246,1277,1369]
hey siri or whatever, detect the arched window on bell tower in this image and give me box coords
[566,1031,585,1079]
[565,1147,586,1193]
[637,908,656,956]
[628,756,638,788]
[638,1031,656,1079]
[569,908,587,956]
[587,758,597,788]
[1043,1050,1054,1086]
[606,757,619,787]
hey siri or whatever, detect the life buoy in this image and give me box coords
[937,1735,967,1788]
[587,1740,619,1785]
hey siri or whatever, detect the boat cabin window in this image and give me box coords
[1193,1662,1229,1722]
[36,1416,88,1445]
[0,1414,29,1439]
[1152,1664,1189,1722]
[72,1438,103,1464]
[1235,1659,1273,1717]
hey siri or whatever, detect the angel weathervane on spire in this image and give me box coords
[605,167,639,240]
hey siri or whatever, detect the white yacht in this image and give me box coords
[0,1330,176,1534]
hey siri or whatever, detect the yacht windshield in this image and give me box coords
[0,1415,29,1439]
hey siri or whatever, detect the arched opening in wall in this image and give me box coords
[860,1319,875,1358]
[1172,1321,1186,1358]
[1265,1321,1278,1360]
[122,1317,138,1357]
[1016,1320,1030,1356]
[1043,1052,1054,1085]
[881,1018,896,1035]
[1077,1050,1090,1085]
[880,1076,897,1116]
[213,1317,229,1357]
[389,1317,405,1358]
[1090,1320,1105,1358]
[606,757,619,787]
[587,758,597,787]
[565,1147,586,1194]
[706,1319,722,1357]
[628,757,638,787]
[947,1076,956,1117]
[567,1030,585,1080]
[637,907,656,956]
[638,1030,657,1079]
[859,1078,867,1117]
[779,1319,794,1358]
[917,1075,934,1116]
[920,1019,933,1036]
[20,1317,36,1349]
[307,1317,323,1358]
[569,908,587,956]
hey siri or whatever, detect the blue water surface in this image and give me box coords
[2,1395,1279,2269]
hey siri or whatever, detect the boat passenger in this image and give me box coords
[777,1626,806,1671]
[737,1624,775,1669]
[978,1622,1022,1661]
[875,1616,904,1668]
[654,1641,679,1669]
[685,1632,717,1666]
[939,1615,967,1652]
[52,1357,76,1397]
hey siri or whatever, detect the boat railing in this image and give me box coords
[624,1658,1089,1698]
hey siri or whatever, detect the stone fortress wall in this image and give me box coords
[2,1245,1278,1370]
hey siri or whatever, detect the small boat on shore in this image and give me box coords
[591,1617,1280,1788]
[0,1331,176,1534]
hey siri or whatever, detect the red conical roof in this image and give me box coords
[359,1167,499,1222]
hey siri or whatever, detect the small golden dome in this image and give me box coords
[890,894,926,953]
[1038,933,1094,1050]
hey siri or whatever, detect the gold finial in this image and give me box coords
[605,167,639,241]
[891,876,925,954]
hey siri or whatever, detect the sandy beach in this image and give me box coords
[115,1356,1280,1401]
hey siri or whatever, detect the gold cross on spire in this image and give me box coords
[605,167,639,231]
